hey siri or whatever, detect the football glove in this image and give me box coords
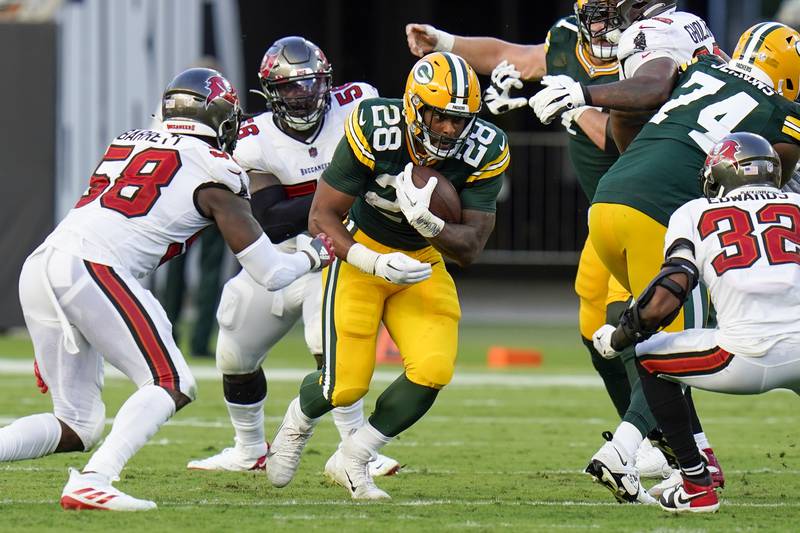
[374,252,433,284]
[296,233,335,272]
[560,105,598,135]
[592,324,620,359]
[484,60,528,115]
[529,75,588,125]
[393,162,445,238]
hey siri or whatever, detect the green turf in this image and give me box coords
[0,325,798,532]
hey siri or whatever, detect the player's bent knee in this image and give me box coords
[407,354,455,389]
[330,386,369,407]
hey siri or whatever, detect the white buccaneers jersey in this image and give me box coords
[233,82,378,250]
[618,10,718,80]
[43,129,248,278]
[664,187,800,356]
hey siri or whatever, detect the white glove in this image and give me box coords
[529,75,587,125]
[296,233,335,272]
[393,162,445,238]
[374,252,432,284]
[560,105,595,135]
[346,243,432,285]
[484,60,528,115]
[592,324,620,359]
[405,23,454,57]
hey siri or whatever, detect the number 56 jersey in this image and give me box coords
[43,130,248,278]
[665,189,800,356]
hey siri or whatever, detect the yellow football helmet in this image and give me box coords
[731,22,800,101]
[574,0,622,60]
[403,52,481,161]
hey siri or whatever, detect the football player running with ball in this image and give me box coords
[587,22,800,502]
[187,37,400,478]
[407,2,670,470]
[264,52,509,500]
[2,68,333,511]
[594,132,800,513]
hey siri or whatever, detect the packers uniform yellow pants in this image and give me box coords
[575,235,632,339]
[320,229,460,407]
[589,203,705,332]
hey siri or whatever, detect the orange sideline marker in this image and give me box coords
[487,346,543,368]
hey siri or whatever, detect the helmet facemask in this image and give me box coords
[408,99,476,160]
[263,74,331,132]
[576,0,623,59]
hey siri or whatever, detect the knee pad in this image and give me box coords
[407,354,455,389]
[215,329,263,375]
[330,386,369,408]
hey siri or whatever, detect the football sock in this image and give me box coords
[0,412,62,461]
[299,370,335,419]
[612,421,642,461]
[684,386,705,434]
[349,422,392,456]
[636,359,704,474]
[693,432,710,451]
[84,385,175,480]
[226,398,268,455]
[584,336,631,418]
[331,399,365,442]
[369,374,438,438]
[621,348,658,436]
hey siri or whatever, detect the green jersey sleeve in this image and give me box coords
[459,123,510,212]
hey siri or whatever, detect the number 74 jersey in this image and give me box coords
[665,188,800,357]
[42,130,248,278]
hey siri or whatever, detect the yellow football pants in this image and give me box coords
[320,229,460,407]
[589,203,700,332]
[575,235,632,339]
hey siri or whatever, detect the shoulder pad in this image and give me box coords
[331,82,380,112]
[200,146,250,197]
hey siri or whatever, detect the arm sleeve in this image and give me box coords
[460,128,511,212]
[235,234,310,291]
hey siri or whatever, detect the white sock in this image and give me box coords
[331,399,365,442]
[612,421,643,463]
[288,397,318,431]
[226,398,267,456]
[694,432,710,450]
[349,422,391,456]
[0,413,62,461]
[84,385,175,479]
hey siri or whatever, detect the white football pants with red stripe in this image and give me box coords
[18,246,196,449]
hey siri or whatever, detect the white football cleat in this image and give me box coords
[636,440,673,479]
[648,468,682,499]
[585,441,656,504]
[324,441,390,500]
[266,397,316,488]
[187,443,268,471]
[369,453,401,477]
[60,468,156,511]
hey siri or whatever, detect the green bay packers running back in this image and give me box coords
[264,52,509,500]
[586,22,800,504]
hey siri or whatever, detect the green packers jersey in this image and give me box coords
[545,16,619,200]
[322,97,510,250]
[594,56,800,225]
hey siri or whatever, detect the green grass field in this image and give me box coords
[0,323,797,532]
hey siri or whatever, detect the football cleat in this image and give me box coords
[636,439,673,480]
[187,443,268,471]
[659,474,719,513]
[369,453,402,477]
[60,468,156,511]
[701,447,725,489]
[265,397,316,488]
[648,468,682,499]
[324,440,390,500]
[585,440,656,504]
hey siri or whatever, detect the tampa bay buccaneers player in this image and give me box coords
[2,68,333,511]
[187,36,401,478]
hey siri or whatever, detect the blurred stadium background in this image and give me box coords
[0,0,790,332]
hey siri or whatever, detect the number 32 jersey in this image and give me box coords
[665,189,800,356]
[43,130,248,278]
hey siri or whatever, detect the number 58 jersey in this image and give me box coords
[43,130,248,278]
[665,189,800,356]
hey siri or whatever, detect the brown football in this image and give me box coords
[411,165,462,224]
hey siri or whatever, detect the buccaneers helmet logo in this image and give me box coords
[205,75,238,108]
[706,139,741,171]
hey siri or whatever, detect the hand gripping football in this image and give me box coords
[410,165,462,224]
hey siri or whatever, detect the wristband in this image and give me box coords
[433,29,455,53]
[346,243,380,275]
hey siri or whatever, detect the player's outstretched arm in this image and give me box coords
[405,23,546,80]
[586,58,678,111]
[197,186,333,290]
[248,171,315,243]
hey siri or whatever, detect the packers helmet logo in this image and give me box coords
[413,61,434,84]
[205,75,238,108]
[706,139,741,171]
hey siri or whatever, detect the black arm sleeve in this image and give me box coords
[249,185,314,243]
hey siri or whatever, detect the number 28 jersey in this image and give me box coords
[43,130,248,278]
[323,97,510,250]
[665,188,800,356]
